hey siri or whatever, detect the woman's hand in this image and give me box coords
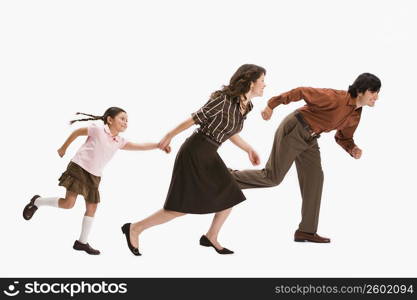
[161,145,171,153]
[261,106,273,120]
[248,149,261,166]
[157,117,195,154]
[158,134,172,152]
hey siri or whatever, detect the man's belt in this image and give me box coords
[295,111,320,138]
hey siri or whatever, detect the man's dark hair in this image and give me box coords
[348,73,381,98]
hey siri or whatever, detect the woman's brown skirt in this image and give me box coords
[163,131,246,214]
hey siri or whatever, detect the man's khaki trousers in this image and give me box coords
[232,111,324,233]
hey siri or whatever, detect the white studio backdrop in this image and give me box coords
[1,0,416,277]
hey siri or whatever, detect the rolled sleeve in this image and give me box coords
[267,87,336,109]
[334,110,361,156]
[192,95,226,126]
[335,128,357,155]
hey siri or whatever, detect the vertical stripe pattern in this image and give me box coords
[191,94,253,144]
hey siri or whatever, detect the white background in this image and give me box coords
[1,0,416,277]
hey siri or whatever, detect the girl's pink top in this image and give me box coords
[71,124,127,176]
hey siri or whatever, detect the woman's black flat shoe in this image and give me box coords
[121,223,141,256]
[199,235,234,255]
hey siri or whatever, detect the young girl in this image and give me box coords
[23,107,169,255]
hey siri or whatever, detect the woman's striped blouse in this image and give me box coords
[191,94,253,144]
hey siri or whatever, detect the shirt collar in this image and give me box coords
[246,100,254,112]
[235,97,254,112]
[346,92,357,107]
[103,125,121,142]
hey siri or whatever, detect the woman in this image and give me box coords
[121,64,266,255]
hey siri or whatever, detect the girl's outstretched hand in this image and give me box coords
[57,147,66,157]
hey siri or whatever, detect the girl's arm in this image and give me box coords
[229,134,260,166]
[122,142,158,151]
[57,127,88,157]
[122,142,171,153]
[158,117,195,150]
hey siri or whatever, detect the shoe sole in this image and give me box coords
[73,247,100,255]
[294,238,330,243]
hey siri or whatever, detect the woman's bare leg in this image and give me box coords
[129,209,186,248]
[205,207,232,249]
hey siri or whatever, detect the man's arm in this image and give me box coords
[335,124,362,159]
[262,87,331,120]
[335,108,363,159]
[267,87,317,109]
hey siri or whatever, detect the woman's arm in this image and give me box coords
[229,134,253,152]
[158,117,195,150]
[57,127,88,157]
[229,134,260,166]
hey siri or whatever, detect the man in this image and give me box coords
[231,73,381,243]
